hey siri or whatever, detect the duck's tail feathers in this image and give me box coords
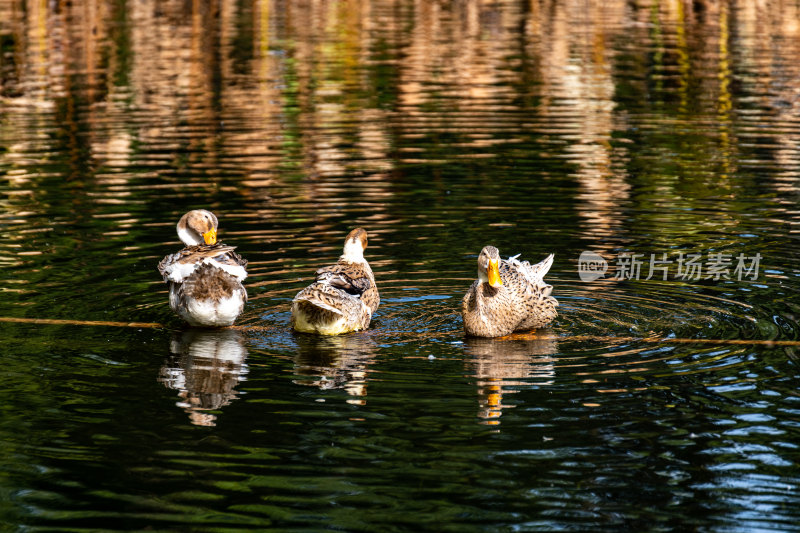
[508,253,554,286]
[531,253,554,282]
[294,293,345,316]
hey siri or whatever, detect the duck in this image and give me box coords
[157,210,248,327]
[291,228,379,335]
[461,246,558,337]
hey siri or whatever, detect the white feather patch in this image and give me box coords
[177,289,245,327]
[202,257,248,281]
[341,241,365,263]
[165,256,247,283]
[177,225,202,246]
[166,261,200,283]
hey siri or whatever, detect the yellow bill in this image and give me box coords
[488,259,503,288]
[203,228,217,245]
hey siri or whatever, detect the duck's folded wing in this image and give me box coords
[158,244,247,283]
[329,275,372,296]
[315,264,371,296]
[157,252,183,282]
[293,283,346,315]
[209,245,247,269]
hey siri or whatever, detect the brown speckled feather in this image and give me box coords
[158,244,246,278]
[158,242,248,327]
[462,249,558,338]
[314,261,380,313]
[292,282,373,333]
[291,228,379,335]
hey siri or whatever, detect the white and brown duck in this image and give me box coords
[461,246,558,337]
[157,210,248,327]
[291,228,379,335]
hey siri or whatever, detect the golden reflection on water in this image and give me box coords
[465,336,557,424]
[1,2,796,158]
[2,0,799,229]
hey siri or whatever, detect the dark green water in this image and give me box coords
[2,0,800,530]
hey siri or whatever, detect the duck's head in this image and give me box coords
[477,246,503,288]
[341,228,368,263]
[176,209,219,246]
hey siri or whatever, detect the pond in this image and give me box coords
[1,0,800,530]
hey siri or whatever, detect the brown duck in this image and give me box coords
[157,210,248,327]
[461,246,558,337]
[291,228,379,335]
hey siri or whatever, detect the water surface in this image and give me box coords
[1,0,800,530]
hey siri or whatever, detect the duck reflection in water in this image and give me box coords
[292,333,377,405]
[464,335,558,425]
[159,328,248,426]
